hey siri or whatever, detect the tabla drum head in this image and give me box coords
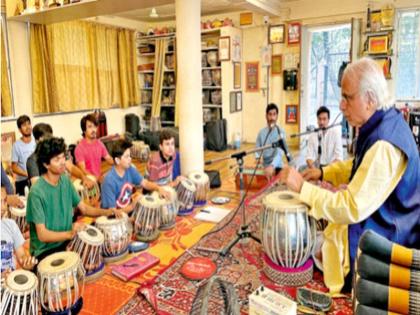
[78,225,104,245]
[180,257,217,281]
[161,186,178,201]
[5,269,38,292]
[9,198,27,216]
[262,190,308,212]
[140,194,159,207]
[96,212,128,225]
[181,179,196,192]
[38,251,80,275]
[188,171,209,185]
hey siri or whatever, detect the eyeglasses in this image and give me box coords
[341,91,359,103]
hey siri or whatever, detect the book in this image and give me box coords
[194,206,230,223]
[111,252,160,281]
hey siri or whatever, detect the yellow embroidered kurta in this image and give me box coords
[299,140,407,294]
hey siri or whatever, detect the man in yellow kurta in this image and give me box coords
[280,58,420,294]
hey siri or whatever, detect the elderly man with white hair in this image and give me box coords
[280,57,420,294]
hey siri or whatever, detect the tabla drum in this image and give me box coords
[95,213,132,263]
[1,269,38,315]
[9,198,27,233]
[260,191,316,286]
[188,171,209,206]
[130,141,150,162]
[38,251,85,314]
[73,175,100,207]
[152,186,179,230]
[67,225,105,282]
[176,179,196,216]
[132,195,161,242]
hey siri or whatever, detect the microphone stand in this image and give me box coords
[290,122,342,138]
[204,140,285,256]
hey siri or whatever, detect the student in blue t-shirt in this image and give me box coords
[1,187,37,277]
[101,139,169,214]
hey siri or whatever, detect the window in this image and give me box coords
[396,10,420,100]
[308,24,351,123]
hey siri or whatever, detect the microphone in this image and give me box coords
[274,125,293,163]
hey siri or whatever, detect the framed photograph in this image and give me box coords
[230,91,237,113]
[287,22,301,45]
[269,24,285,44]
[1,132,16,163]
[285,105,298,124]
[232,35,241,62]
[236,91,242,111]
[368,35,389,54]
[240,12,253,26]
[218,36,230,61]
[374,57,392,79]
[245,62,259,92]
[233,62,241,89]
[370,10,382,31]
[272,54,282,75]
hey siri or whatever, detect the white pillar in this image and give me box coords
[176,0,204,174]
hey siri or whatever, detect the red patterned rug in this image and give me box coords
[117,182,353,315]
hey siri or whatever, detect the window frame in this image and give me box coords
[395,8,420,102]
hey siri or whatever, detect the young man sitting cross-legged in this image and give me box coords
[101,139,170,214]
[26,137,122,263]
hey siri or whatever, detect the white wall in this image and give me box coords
[1,16,146,145]
[2,0,420,147]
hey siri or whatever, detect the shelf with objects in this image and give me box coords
[201,29,223,124]
[362,4,395,80]
[136,32,177,130]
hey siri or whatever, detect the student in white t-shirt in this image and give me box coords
[1,187,37,278]
[306,106,343,168]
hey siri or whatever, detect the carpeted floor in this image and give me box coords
[115,178,353,315]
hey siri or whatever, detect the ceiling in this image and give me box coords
[114,0,297,22]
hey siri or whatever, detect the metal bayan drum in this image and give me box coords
[130,141,151,162]
[67,225,105,282]
[38,251,85,314]
[176,179,196,216]
[73,175,100,206]
[261,191,316,286]
[95,213,132,263]
[152,186,179,230]
[9,198,27,233]
[188,171,209,206]
[1,269,38,315]
[133,194,161,242]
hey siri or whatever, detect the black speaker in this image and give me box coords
[125,114,140,140]
[205,119,227,152]
[283,69,298,91]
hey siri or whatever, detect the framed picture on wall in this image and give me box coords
[1,132,16,163]
[236,91,242,111]
[233,62,241,89]
[285,105,298,124]
[230,91,237,113]
[367,35,389,54]
[245,62,259,92]
[218,36,230,61]
[287,22,301,45]
[271,54,282,75]
[269,24,285,44]
[240,12,253,26]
